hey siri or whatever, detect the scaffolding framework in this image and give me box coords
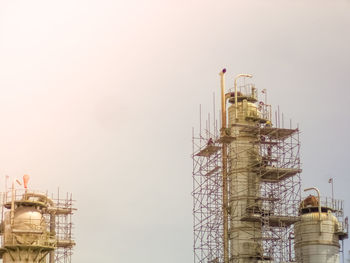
[192,126,223,263]
[50,191,75,263]
[192,85,301,263]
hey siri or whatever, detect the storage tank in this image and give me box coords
[294,191,345,263]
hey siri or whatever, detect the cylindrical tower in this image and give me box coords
[295,194,344,263]
[227,89,263,262]
[2,206,53,262]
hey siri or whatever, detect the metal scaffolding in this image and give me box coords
[50,190,75,263]
[192,79,301,263]
[192,107,223,263]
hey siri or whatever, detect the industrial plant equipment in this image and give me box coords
[294,188,348,263]
[0,176,76,263]
[192,70,347,263]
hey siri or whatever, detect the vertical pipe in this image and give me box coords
[288,232,293,262]
[199,104,202,139]
[220,69,227,130]
[234,77,238,120]
[275,111,277,127]
[331,178,334,208]
[5,175,8,203]
[11,181,15,226]
[213,93,216,138]
[208,113,210,137]
[219,68,229,263]
[213,92,218,138]
[192,127,196,263]
[49,213,56,263]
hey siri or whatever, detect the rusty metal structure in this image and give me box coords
[0,182,75,263]
[192,70,302,262]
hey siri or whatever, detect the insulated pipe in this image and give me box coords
[49,213,56,263]
[234,74,253,119]
[219,68,229,263]
[24,192,55,207]
[288,232,294,262]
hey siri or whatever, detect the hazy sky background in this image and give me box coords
[0,0,350,262]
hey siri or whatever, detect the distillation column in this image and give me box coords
[295,191,348,263]
[227,89,263,262]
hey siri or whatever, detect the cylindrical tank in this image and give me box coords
[228,99,262,262]
[1,195,55,263]
[294,209,341,263]
[3,206,48,263]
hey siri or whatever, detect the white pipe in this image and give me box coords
[234,74,253,119]
[219,68,227,131]
[219,68,229,263]
[24,192,55,207]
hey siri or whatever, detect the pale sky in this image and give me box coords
[0,0,350,262]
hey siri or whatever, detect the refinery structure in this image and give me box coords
[0,176,76,263]
[192,70,348,263]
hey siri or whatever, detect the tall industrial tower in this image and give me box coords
[192,70,348,263]
[0,176,76,263]
[193,70,300,262]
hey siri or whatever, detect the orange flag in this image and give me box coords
[23,174,30,189]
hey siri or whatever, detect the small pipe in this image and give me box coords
[288,232,294,262]
[11,181,15,226]
[5,175,8,203]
